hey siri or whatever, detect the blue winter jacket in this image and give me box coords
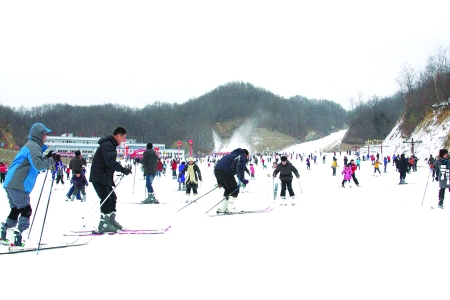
[214,148,248,181]
[3,123,55,193]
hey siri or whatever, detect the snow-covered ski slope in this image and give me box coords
[0,130,449,300]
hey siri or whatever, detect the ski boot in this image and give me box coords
[0,222,9,245]
[109,212,123,230]
[98,213,118,233]
[226,196,240,213]
[142,193,155,204]
[14,230,24,247]
[216,198,228,214]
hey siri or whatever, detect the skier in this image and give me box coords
[68,170,88,202]
[140,143,159,204]
[434,149,449,209]
[428,154,436,181]
[341,164,353,188]
[0,161,7,183]
[331,158,338,176]
[178,157,202,203]
[66,150,86,201]
[178,162,186,191]
[397,154,409,184]
[54,154,65,188]
[273,156,300,206]
[349,159,360,187]
[250,163,255,179]
[214,148,250,213]
[1,123,55,246]
[373,159,382,176]
[171,159,178,179]
[89,127,132,233]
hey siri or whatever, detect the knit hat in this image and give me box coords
[439,149,448,157]
[187,157,194,162]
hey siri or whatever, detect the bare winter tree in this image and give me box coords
[425,46,450,103]
[396,64,416,102]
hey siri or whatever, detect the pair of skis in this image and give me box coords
[63,225,171,236]
[209,207,273,217]
[0,238,91,255]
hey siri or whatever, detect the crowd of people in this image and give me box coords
[1,122,448,246]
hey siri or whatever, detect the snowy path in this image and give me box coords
[1,146,449,299]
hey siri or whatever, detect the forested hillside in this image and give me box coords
[0,82,348,153]
[341,46,450,149]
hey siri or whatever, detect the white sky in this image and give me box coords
[1,0,449,109]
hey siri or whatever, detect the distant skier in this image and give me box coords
[397,154,409,184]
[434,149,449,209]
[273,156,300,206]
[178,157,202,203]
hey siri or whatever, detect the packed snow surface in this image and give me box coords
[1,129,449,299]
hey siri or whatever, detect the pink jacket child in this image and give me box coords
[341,165,353,187]
[250,164,255,178]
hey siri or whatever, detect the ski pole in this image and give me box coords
[421,168,432,205]
[37,175,56,253]
[177,185,219,212]
[205,184,242,214]
[81,175,125,226]
[28,169,49,239]
[298,177,302,193]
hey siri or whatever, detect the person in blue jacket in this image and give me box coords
[178,162,186,191]
[1,123,56,246]
[214,148,249,213]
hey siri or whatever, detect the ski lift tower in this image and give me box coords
[403,138,422,155]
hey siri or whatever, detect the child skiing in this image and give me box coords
[68,170,88,202]
[341,164,353,188]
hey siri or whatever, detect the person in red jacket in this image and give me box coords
[0,161,7,183]
[156,159,163,177]
[349,159,360,187]
[171,159,177,179]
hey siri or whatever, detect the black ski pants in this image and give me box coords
[352,173,359,186]
[92,183,117,214]
[280,180,294,197]
[214,169,240,198]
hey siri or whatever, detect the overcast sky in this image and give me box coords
[1,0,449,110]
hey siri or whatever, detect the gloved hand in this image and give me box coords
[199,176,202,181]
[46,150,54,158]
[296,175,300,178]
[122,167,132,175]
[216,183,222,188]
[273,175,277,178]
[242,179,249,186]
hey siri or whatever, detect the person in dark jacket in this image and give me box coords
[434,149,449,209]
[140,143,159,204]
[1,123,55,246]
[214,148,249,213]
[396,153,409,184]
[178,157,202,203]
[89,127,132,233]
[66,150,86,201]
[273,156,300,206]
[68,170,88,202]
